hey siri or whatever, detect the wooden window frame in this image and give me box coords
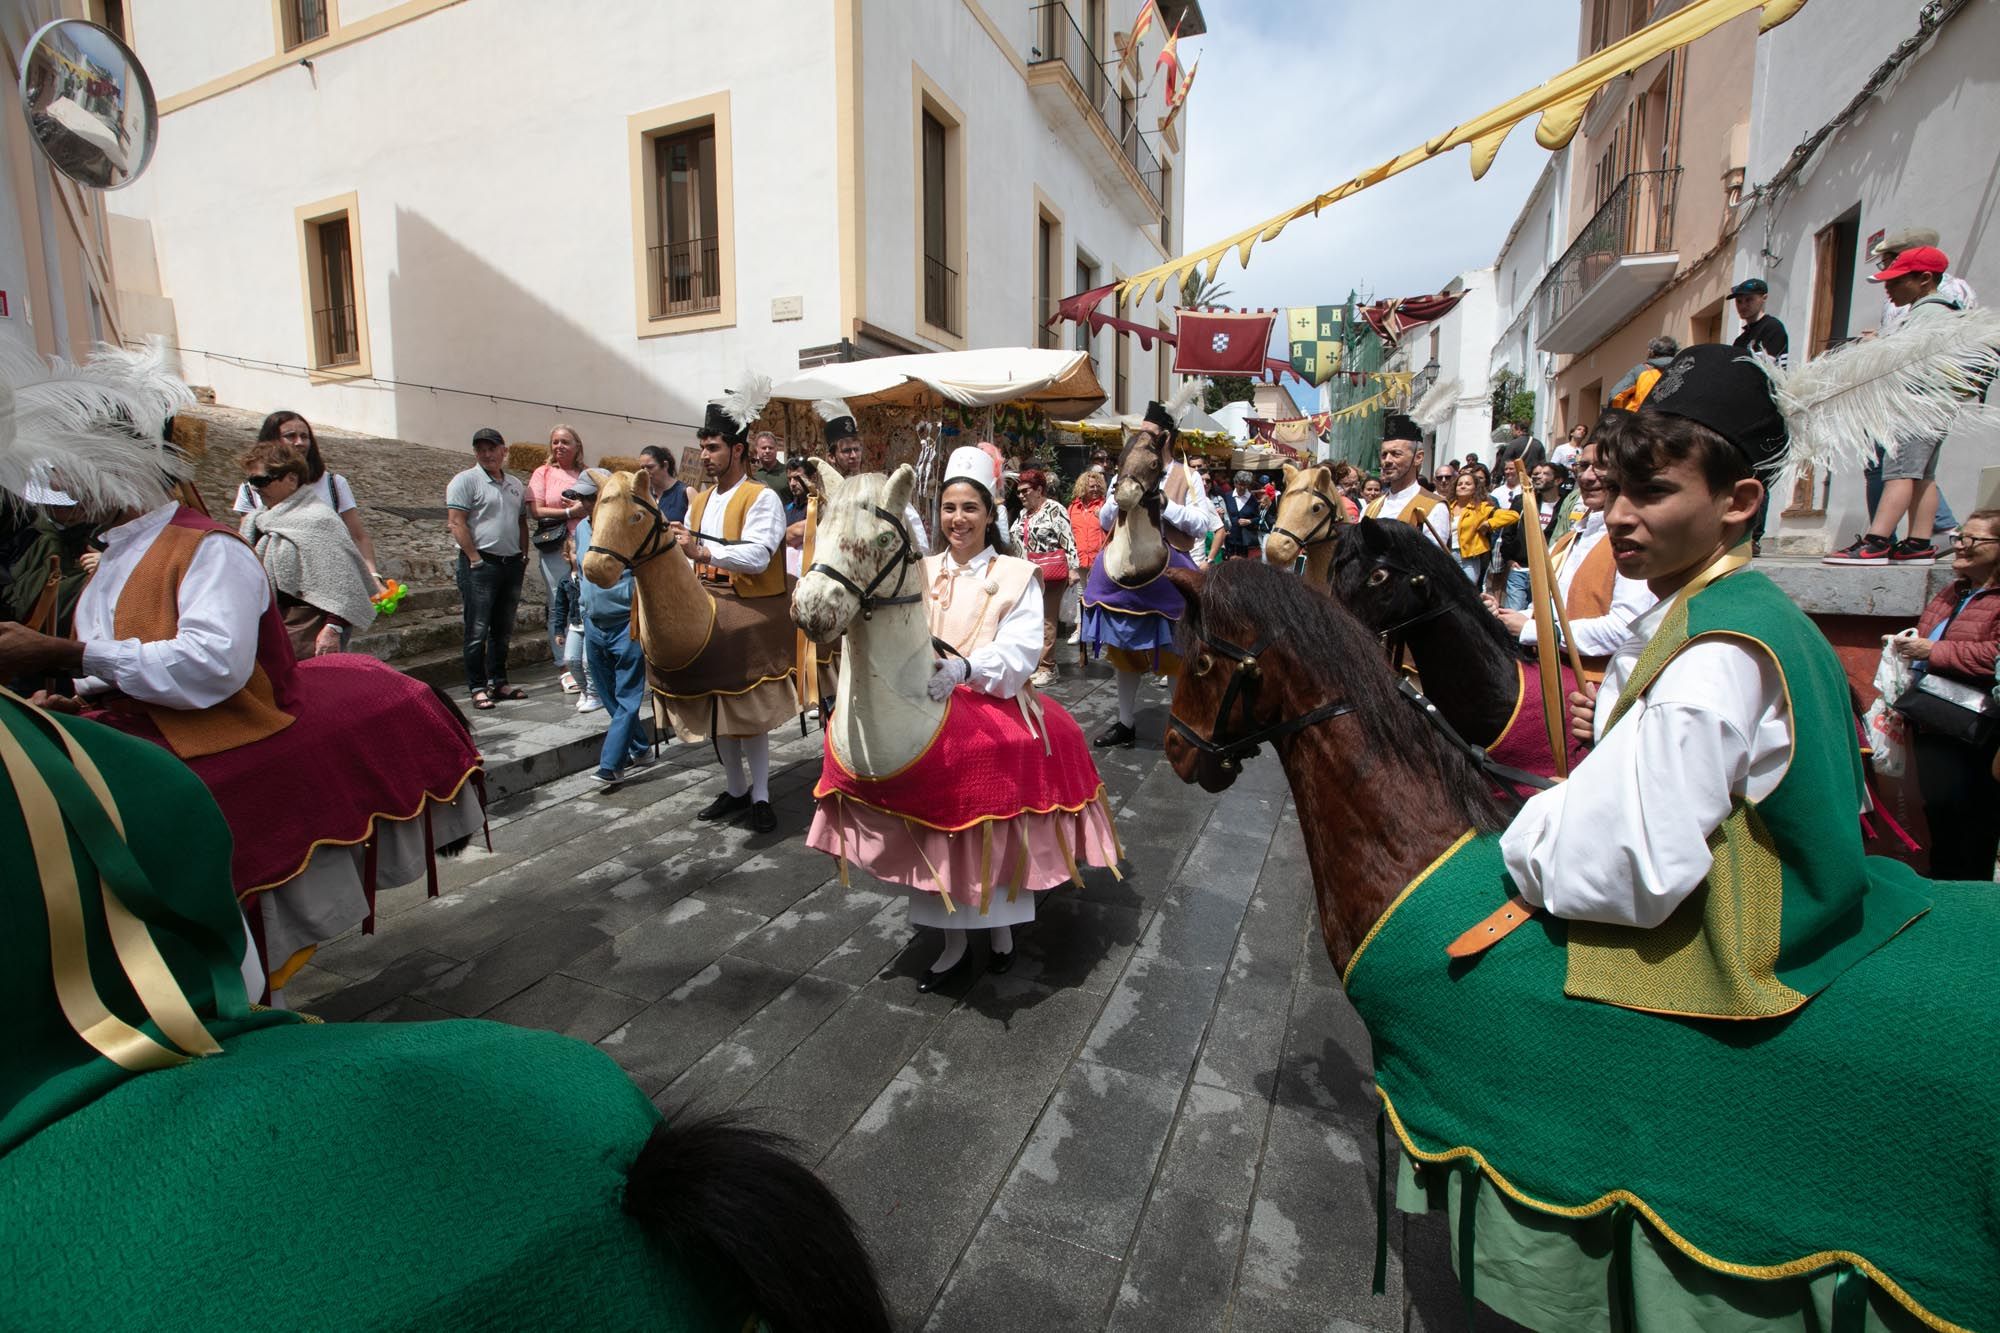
[1032,188,1064,351]
[273,0,338,53]
[912,65,968,350]
[294,191,371,381]
[627,91,736,338]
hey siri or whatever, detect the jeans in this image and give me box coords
[456,551,526,693]
[1503,564,1531,610]
[1866,446,1959,533]
[585,615,650,773]
[537,547,574,659]
[1458,554,1487,586]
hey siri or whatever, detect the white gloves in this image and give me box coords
[927,657,970,701]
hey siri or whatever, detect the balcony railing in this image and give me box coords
[312,303,359,367]
[924,255,960,336]
[1028,2,1164,212]
[648,237,721,318]
[1535,168,1680,333]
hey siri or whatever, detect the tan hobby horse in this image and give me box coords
[581,469,798,742]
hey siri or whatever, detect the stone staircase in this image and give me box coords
[348,580,553,691]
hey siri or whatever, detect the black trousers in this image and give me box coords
[456,551,527,693]
[1913,726,2000,881]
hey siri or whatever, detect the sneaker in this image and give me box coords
[577,693,604,713]
[1889,538,1938,565]
[559,670,580,694]
[1030,666,1056,688]
[624,749,656,772]
[1822,534,1892,565]
[1066,628,1081,645]
[591,768,625,787]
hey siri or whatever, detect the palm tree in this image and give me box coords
[1179,270,1233,311]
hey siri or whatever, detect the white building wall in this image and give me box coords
[858,0,1181,407]
[1488,150,1568,445]
[130,0,281,101]
[1393,268,1498,468]
[114,0,847,457]
[1739,0,2000,552]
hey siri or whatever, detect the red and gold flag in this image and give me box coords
[1119,0,1158,82]
[1173,309,1274,376]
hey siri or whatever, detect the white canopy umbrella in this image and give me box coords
[767,347,1105,418]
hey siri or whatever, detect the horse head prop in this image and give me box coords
[1264,463,1345,575]
[581,468,682,589]
[792,461,921,644]
[1329,517,1455,644]
[1100,426,1171,588]
[1161,561,1368,795]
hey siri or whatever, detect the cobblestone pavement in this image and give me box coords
[291,660,1525,1332]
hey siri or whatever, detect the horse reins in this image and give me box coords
[586,486,674,571]
[1166,625,1357,772]
[804,504,922,619]
[1269,493,1341,555]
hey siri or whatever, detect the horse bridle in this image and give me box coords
[1269,491,1341,553]
[586,485,674,571]
[804,504,922,619]
[1166,625,1356,772]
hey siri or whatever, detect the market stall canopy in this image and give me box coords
[768,348,1105,417]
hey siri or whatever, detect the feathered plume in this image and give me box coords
[1,337,193,513]
[813,397,853,423]
[720,371,774,431]
[1412,376,1461,429]
[1763,306,2000,472]
[1164,378,1203,421]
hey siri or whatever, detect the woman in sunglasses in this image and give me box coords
[238,441,378,658]
[233,411,386,596]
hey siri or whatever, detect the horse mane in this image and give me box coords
[1185,560,1508,834]
[1333,517,1526,659]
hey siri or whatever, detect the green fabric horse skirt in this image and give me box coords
[0,1018,743,1331]
[1345,832,1998,1333]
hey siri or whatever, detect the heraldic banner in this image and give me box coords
[1173,309,1275,376]
[1286,306,1345,386]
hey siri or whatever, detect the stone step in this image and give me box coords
[391,635,554,693]
[352,595,544,663]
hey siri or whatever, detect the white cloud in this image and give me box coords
[1181,0,1579,309]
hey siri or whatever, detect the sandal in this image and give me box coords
[492,685,527,701]
[471,690,496,710]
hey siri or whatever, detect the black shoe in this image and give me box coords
[988,948,1015,975]
[697,790,753,821]
[1094,721,1136,749]
[749,800,777,834]
[916,953,975,993]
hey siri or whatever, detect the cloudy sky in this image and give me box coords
[1178,0,1579,310]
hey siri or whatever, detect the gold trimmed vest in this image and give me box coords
[1548,526,1616,681]
[1566,557,1931,1019]
[687,481,786,599]
[108,518,295,759]
[1163,464,1196,553]
[1363,489,1443,534]
[925,551,1036,657]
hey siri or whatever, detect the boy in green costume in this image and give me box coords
[1500,345,1928,1018]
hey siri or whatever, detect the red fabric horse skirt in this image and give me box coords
[92,656,481,896]
[814,688,1104,829]
[1485,659,1589,797]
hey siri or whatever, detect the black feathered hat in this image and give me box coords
[1382,412,1422,443]
[699,402,741,444]
[1641,344,1788,474]
[1143,399,1177,440]
[815,398,859,446]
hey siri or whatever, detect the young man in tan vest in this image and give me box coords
[670,395,792,833]
[1489,435,1655,680]
[1361,414,1451,548]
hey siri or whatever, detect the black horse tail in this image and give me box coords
[623,1111,892,1333]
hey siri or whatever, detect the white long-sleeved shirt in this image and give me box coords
[931,547,1044,700]
[1370,479,1452,548]
[1097,460,1217,539]
[1517,510,1657,657]
[1501,594,1808,927]
[73,501,273,708]
[692,476,785,575]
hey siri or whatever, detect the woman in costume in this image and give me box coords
[800,448,1121,993]
[237,440,377,658]
[1078,387,1215,749]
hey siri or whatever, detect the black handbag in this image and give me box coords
[1893,670,1998,746]
[531,516,569,552]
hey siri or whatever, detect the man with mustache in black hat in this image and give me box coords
[1498,345,1930,1022]
[1361,412,1450,548]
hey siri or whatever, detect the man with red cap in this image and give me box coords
[1824,245,1969,567]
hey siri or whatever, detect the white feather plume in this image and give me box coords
[1,337,193,513]
[1763,306,2000,472]
[720,371,774,431]
[813,397,854,423]
[1412,376,1461,429]
[1164,378,1203,421]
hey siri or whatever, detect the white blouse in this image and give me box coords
[930,546,1045,701]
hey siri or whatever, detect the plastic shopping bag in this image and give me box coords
[1864,630,1918,777]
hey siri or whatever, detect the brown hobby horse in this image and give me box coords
[1099,426,1177,588]
[1261,463,1348,583]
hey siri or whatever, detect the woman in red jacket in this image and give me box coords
[1894,508,2000,879]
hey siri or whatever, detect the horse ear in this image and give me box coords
[1166,565,1204,609]
[1357,516,1386,550]
[809,458,843,498]
[1281,463,1299,487]
[883,463,916,513]
[1311,465,1333,493]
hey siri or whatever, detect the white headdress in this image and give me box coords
[719,371,774,433]
[941,445,997,497]
[1,337,193,513]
